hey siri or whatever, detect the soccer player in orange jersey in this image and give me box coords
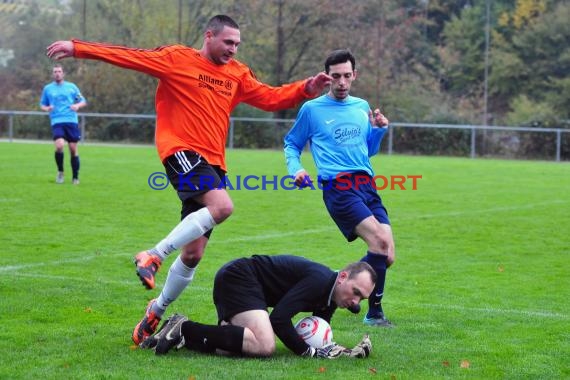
[46,14,331,345]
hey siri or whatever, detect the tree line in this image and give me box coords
[0,0,568,157]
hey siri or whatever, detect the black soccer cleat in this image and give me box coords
[153,314,189,355]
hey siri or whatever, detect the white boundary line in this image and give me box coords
[1,200,566,272]
[406,200,568,219]
[1,200,568,320]
[210,200,569,243]
[5,271,211,291]
[391,301,568,319]
[3,272,566,320]
[0,255,101,273]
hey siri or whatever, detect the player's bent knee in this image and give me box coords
[244,336,275,357]
[209,197,234,223]
[254,340,276,357]
[218,203,234,220]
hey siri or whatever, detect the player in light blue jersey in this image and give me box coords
[40,64,86,184]
[284,49,395,327]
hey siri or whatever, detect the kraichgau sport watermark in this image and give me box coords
[147,172,422,191]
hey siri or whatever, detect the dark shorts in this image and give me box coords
[213,258,267,323]
[164,150,226,238]
[322,173,390,242]
[52,123,81,142]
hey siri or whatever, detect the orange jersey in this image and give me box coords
[73,39,313,170]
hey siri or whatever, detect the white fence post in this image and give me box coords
[8,112,14,142]
[471,127,476,158]
[556,130,561,162]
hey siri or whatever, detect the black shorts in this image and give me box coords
[213,258,267,323]
[164,150,226,237]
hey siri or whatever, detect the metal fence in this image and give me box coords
[1,110,569,161]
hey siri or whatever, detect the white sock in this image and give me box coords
[152,207,215,261]
[153,255,196,318]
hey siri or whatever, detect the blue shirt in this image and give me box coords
[40,81,86,125]
[284,94,386,180]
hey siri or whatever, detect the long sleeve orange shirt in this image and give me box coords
[73,39,313,171]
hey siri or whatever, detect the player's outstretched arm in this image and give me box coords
[46,41,75,60]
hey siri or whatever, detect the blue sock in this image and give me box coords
[360,251,388,319]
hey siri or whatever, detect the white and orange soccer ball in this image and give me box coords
[295,316,333,348]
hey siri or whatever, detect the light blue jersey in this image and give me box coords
[284,94,386,180]
[40,81,86,125]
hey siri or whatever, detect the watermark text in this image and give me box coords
[147,172,422,191]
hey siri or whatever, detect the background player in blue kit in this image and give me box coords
[284,49,395,327]
[40,64,87,184]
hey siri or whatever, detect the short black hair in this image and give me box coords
[206,15,240,35]
[324,49,356,74]
[342,261,377,284]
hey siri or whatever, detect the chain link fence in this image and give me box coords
[1,110,569,161]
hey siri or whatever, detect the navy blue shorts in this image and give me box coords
[52,123,81,142]
[212,258,267,323]
[322,173,390,242]
[164,150,226,238]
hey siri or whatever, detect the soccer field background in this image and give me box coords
[0,142,568,379]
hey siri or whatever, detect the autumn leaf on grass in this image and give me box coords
[498,265,505,272]
[369,367,377,374]
[84,307,92,313]
[460,360,470,368]
[318,366,326,373]
[442,361,450,367]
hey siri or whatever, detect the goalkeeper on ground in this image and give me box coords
[141,254,374,359]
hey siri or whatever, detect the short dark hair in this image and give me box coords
[342,261,377,284]
[324,49,356,74]
[206,15,240,35]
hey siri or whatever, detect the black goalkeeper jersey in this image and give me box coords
[245,254,339,355]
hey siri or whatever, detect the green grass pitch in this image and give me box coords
[0,142,568,379]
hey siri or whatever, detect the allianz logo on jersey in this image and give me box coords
[333,126,361,144]
[198,74,233,91]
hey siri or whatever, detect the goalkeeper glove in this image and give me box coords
[303,343,350,359]
[347,334,372,358]
[302,335,372,359]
